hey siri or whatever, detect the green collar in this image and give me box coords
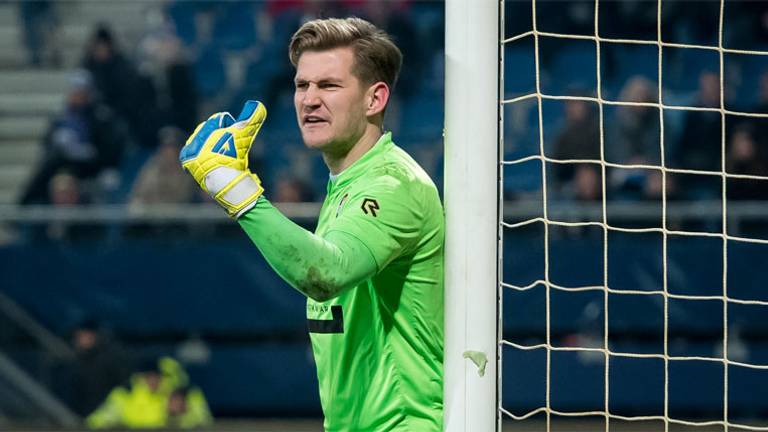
[327,132,393,193]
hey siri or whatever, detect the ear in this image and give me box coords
[365,82,390,117]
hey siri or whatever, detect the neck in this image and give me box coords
[323,124,382,175]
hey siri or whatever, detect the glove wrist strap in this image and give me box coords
[205,168,264,218]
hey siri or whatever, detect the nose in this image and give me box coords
[302,84,321,110]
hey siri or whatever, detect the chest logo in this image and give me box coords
[361,198,379,217]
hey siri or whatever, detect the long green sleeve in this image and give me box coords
[237,197,378,301]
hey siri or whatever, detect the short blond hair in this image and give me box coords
[289,17,402,91]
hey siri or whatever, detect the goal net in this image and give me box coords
[500,0,768,431]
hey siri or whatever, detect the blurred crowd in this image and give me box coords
[11,0,768,234]
[500,0,768,209]
[6,0,768,424]
[546,72,768,205]
[68,321,211,429]
[15,0,444,219]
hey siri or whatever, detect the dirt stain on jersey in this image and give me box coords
[299,266,338,302]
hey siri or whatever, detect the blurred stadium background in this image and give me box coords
[0,0,766,430]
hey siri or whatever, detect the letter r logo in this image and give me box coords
[361,198,379,217]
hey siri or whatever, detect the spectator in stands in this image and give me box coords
[129,127,197,206]
[607,77,662,200]
[70,320,132,417]
[674,71,721,174]
[86,357,205,429]
[82,25,136,118]
[672,71,723,200]
[725,125,768,236]
[137,13,199,133]
[83,25,159,148]
[17,0,60,67]
[19,70,129,205]
[753,71,768,115]
[86,360,167,429]
[49,171,83,207]
[726,125,768,201]
[165,386,213,429]
[571,165,601,202]
[744,71,768,150]
[608,76,660,165]
[40,171,89,241]
[642,170,667,201]
[159,38,199,134]
[551,97,600,194]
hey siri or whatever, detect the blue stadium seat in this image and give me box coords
[400,93,443,137]
[166,1,198,45]
[194,44,227,98]
[504,47,536,99]
[663,47,719,94]
[211,1,258,52]
[546,44,598,95]
[597,45,658,101]
[727,53,767,107]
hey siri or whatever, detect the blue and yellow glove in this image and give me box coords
[179,100,266,218]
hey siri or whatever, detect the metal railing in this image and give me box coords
[0,200,764,224]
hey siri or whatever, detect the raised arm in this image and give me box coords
[238,198,377,302]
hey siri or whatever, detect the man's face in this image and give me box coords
[294,47,370,155]
[93,41,113,63]
[143,372,161,393]
[167,393,188,416]
[73,329,96,351]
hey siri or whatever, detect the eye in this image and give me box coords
[320,83,339,89]
[295,82,308,90]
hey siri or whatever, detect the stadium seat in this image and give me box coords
[194,44,227,98]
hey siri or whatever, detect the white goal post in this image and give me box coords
[443,1,501,431]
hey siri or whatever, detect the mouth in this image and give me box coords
[302,115,328,127]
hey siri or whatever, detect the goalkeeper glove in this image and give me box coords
[179,100,266,218]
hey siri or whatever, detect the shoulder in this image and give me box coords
[106,385,130,401]
[367,144,437,196]
[348,147,442,227]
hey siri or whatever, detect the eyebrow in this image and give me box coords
[294,77,344,85]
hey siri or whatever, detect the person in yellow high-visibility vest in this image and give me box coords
[86,356,208,429]
[166,386,213,428]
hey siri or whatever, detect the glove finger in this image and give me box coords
[180,115,227,163]
[218,112,236,128]
[236,100,264,123]
[224,101,266,171]
[185,120,206,145]
[205,112,236,127]
[232,100,267,134]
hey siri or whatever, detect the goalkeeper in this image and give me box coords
[179,18,443,431]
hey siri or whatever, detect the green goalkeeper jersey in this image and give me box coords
[308,133,444,431]
[238,132,443,431]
